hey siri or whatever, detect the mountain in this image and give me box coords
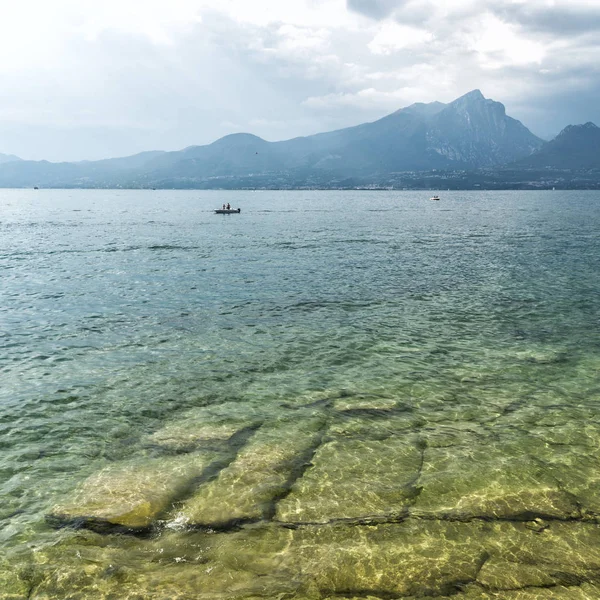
[77,150,166,170]
[144,134,284,178]
[140,90,543,181]
[513,122,600,169]
[0,90,546,188]
[0,150,165,187]
[0,153,21,165]
[426,90,543,167]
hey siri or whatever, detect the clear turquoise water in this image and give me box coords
[1,189,600,599]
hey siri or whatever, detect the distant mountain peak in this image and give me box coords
[208,132,268,150]
[557,122,600,139]
[573,121,599,132]
[426,89,541,167]
[515,119,600,169]
[446,89,507,116]
[397,101,446,119]
[213,133,266,143]
[455,89,485,102]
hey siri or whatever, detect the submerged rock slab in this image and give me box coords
[332,395,400,412]
[529,420,600,448]
[276,436,422,523]
[17,518,600,599]
[212,521,488,598]
[179,417,325,527]
[476,585,600,599]
[521,443,600,519]
[0,562,28,600]
[147,402,263,451]
[477,558,563,590]
[317,585,600,600]
[487,521,600,572]
[419,421,493,449]
[27,529,296,600]
[48,451,217,531]
[327,413,417,440]
[413,440,581,521]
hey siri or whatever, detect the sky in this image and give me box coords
[1,0,599,161]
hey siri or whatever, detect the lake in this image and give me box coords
[1,189,600,599]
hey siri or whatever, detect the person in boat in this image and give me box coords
[222,204,226,210]
[226,203,231,210]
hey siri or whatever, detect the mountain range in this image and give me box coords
[0,90,598,189]
[0,153,22,165]
[513,122,600,170]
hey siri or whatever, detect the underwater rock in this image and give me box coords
[276,436,423,523]
[419,421,493,448]
[512,349,569,365]
[503,404,600,433]
[473,520,600,596]
[477,558,560,590]
[147,402,264,451]
[475,584,600,599]
[0,562,28,600]
[48,451,218,531]
[27,529,296,600]
[533,446,600,518]
[332,395,400,412]
[327,413,418,440]
[527,421,600,448]
[412,440,581,521]
[495,521,600,571]
[18,518,600,599]
[211,521,488,598]
[179,417,326,527]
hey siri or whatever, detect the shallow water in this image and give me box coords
[1,189,600,599]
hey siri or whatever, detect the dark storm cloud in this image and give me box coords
[348,0,600,36]
[496,3,600,36]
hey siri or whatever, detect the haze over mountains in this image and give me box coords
[0,90,598,189]
[0,153,22,165]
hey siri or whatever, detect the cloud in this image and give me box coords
[0,0,599,159]
[303,85,442,113]
[346,0,405,20]
[495,2,600,36]
[368,22,433,54]
[467,14,546,69]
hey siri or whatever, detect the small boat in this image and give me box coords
[430,195,440,201]
[215,208,241,214]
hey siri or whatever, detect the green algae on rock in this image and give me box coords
[276,436,423,523]
[0,562,29,600]
[178,417,326,527]
[48,451,218,531]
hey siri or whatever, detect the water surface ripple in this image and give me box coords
[1,190,600,599]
